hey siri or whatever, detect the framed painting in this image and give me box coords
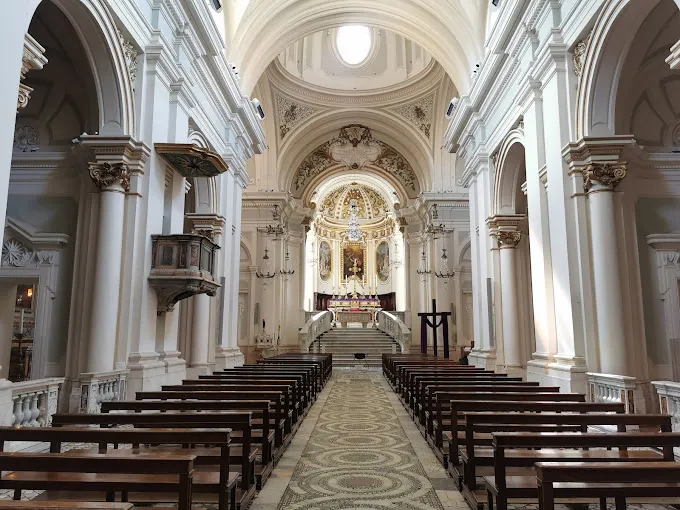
[376,241,390,282]
[319,240,332,282]
[342,243,365,282]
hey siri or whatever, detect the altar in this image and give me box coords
[328,296,382,327]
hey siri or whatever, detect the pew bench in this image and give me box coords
[0,503,133,509]
[485,432,680,510]
[0,452,195,510]
[51,412,257,510]
[535,461,680,510]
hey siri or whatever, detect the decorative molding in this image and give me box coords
[155,143,229,178]
[276,94,319,139]
[89,162,131,192]
[18,34,48,111]
[2,239,32,267]
[496,231,522,248]
[389,94,434,138]
[573,32,592,78]
[117,31,138,85]
[582,163,627,192]
[293,124,418,197]
[13,125,39,152]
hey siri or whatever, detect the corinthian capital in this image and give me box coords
[582,162,627,192]
[89,162,130,192]
[497,231,522,248]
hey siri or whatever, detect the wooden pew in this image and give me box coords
[102,398,279,477]
[430,391,586,445]
[0,426,235,510]
[536,461,680,510]
[0,504,133,509]
[51,412,257,510]
[465,413,671,505]
[178,381,296,435]
[445,401,626,480]
[488,432,680,510]
[0,452,195,510]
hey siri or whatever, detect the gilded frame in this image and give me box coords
[341,242,366,283]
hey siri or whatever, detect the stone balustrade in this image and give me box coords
[376,311,410,354]
[587,372,637,413]
[652,381,680,454]
[299,310,333,352]
[11,377,63,427]
[76,369,128,414]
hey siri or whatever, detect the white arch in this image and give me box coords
[50,0,136,136]
[278,111,433,197]
[575,0,661,138]
[230,0,485,95]
[492,129,526,216]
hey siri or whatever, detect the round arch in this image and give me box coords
[492,129,526,216]
[231,0,484,95]
[46,0,135,136]
[278,111,433,197]
[575,0,661,138]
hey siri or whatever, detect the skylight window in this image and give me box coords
[336,25,372,65]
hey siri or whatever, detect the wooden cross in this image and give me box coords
[417,299,452,358]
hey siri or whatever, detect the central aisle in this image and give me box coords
[251,369,464,510]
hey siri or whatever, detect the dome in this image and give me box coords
[319,182,389,220]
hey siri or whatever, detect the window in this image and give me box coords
[336,25,372,65]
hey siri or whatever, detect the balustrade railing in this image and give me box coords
[376,311,410,354]
[77,369,128,414]
[587,372,637,413]
[12,377,63,427]
[299,310,333,352]
[652,381,680,454]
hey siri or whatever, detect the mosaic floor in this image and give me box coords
[252,368,463,510]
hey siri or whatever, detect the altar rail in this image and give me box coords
[587,372,636,413]
[299,310,333,352]
[376,311,410,354]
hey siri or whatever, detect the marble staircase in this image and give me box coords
[312,327,399,367]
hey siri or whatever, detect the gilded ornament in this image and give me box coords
[89,162,131,192]
[582,162,627,192]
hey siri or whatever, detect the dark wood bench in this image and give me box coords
[230,366,316,399]
[488,432,680,510]
[536,461,680,510]
[51,412,256,510]
[459,413,672,500]
[445,401,627,477]
[0,426,235,510]
[0,452,195,510]
[102,398,278,478]
[0,504,133,509]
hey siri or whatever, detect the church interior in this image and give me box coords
[2,0,680,508]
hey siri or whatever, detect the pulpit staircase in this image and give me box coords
[311,327,399,367]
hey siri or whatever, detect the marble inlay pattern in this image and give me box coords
[276,371,445,509]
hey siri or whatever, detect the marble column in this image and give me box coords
[498,231,523,376]
[584,162,629,375]
[86,162,128,373]
[189,293,211,375]
[81,137,149,374]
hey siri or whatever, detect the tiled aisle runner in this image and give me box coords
[271,370,459,510]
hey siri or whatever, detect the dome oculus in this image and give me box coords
[336,25,372,65]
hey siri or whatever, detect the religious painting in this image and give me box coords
[376,241,390,282]
[342,243,365,282]
[319,240,332,282]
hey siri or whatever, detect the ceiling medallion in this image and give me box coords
[293,124,418,197]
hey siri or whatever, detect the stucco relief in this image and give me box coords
[293,125,418,196]
[391,94,434,138]
[276,94,318,139]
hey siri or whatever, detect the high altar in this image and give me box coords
[328,295,382,327]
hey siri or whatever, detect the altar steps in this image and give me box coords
[312,328,399,367]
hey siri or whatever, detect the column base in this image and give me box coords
[468,349,496,371]
[0,379,14,426]
[187,363,213,379]
[499,364,525,379]
[526,356,588,393]
[215,347,245,370]
[125,352,185,396]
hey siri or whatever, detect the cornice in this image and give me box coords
[267,59,446,108]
